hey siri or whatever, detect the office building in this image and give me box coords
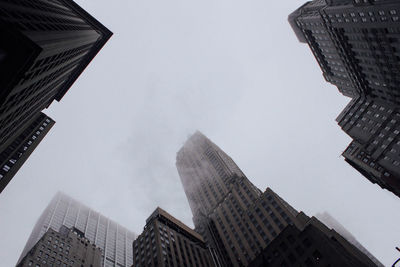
[289,0,400,101]
[176,132,380,266]
[177,132,300,266]
[17,225,102,267]
[18,192,136,267]
[132,207,214,267]
[337,96,400,196]
[248,215,377,267]
[177,132,373,266]
[316,212,384,267]
[0,0,112,191]
[289,0,400,195]
[0,112,54,193]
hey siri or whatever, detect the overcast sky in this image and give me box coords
[0,0,399,266]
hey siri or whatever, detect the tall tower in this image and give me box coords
[176,132,301,266]
[0,0,112,191]
[176,132,380,267]
[289,0,400,101]
[289,0,400,196]
[0,112,54,193]
[17,192,136,267]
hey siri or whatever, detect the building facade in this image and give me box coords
[18,192,136,267]
[316,212,384,267]
[0,0,112,191]
[248,216,377,267]
[176,132,310,266]
[17,225,102,267]
[289,0,400,101]
[289,0,400,196]
[337,96,400,196]
[0,112,54,193]
[132,207,214,267]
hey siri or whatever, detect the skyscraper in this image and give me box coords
[176,132,379,267]
[0,0,112,191]
[248,217,377,267]
[316,212,384,267]
[289,0,400,100]
[0,112,54,193]
[175,132,304,266]
[337,96,400,196]
[289,0,400,195]
[18,192,136,267]
[132,207,214,267]
[17,226,102,267]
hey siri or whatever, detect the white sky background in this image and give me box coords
[0,0,399,266]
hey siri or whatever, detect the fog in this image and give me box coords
[0,0,399,266]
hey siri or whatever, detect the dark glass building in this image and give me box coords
[17,225,102,267]
[289,0,400,196]
[176,132,380,266]
[0,0,112,192]
[0,112,54,193]
[132,207,214,267]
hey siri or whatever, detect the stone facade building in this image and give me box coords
[17,226,102,267]
[132,207,214,267]
[17,192,136,267]
[176,132,379,266]
[289,0,400,196]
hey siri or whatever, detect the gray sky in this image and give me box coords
[0,0,399,266]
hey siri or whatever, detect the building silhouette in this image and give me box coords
[17,225,102,267]
[248,216,377,267]
[17,192,136,267]
[289,0,400,196]
[176,132,379,266]
[132,207,214,267]
[0,0,112,192]
[176,132,300,266]
[0,112,54,193]
[315,212,384,267]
